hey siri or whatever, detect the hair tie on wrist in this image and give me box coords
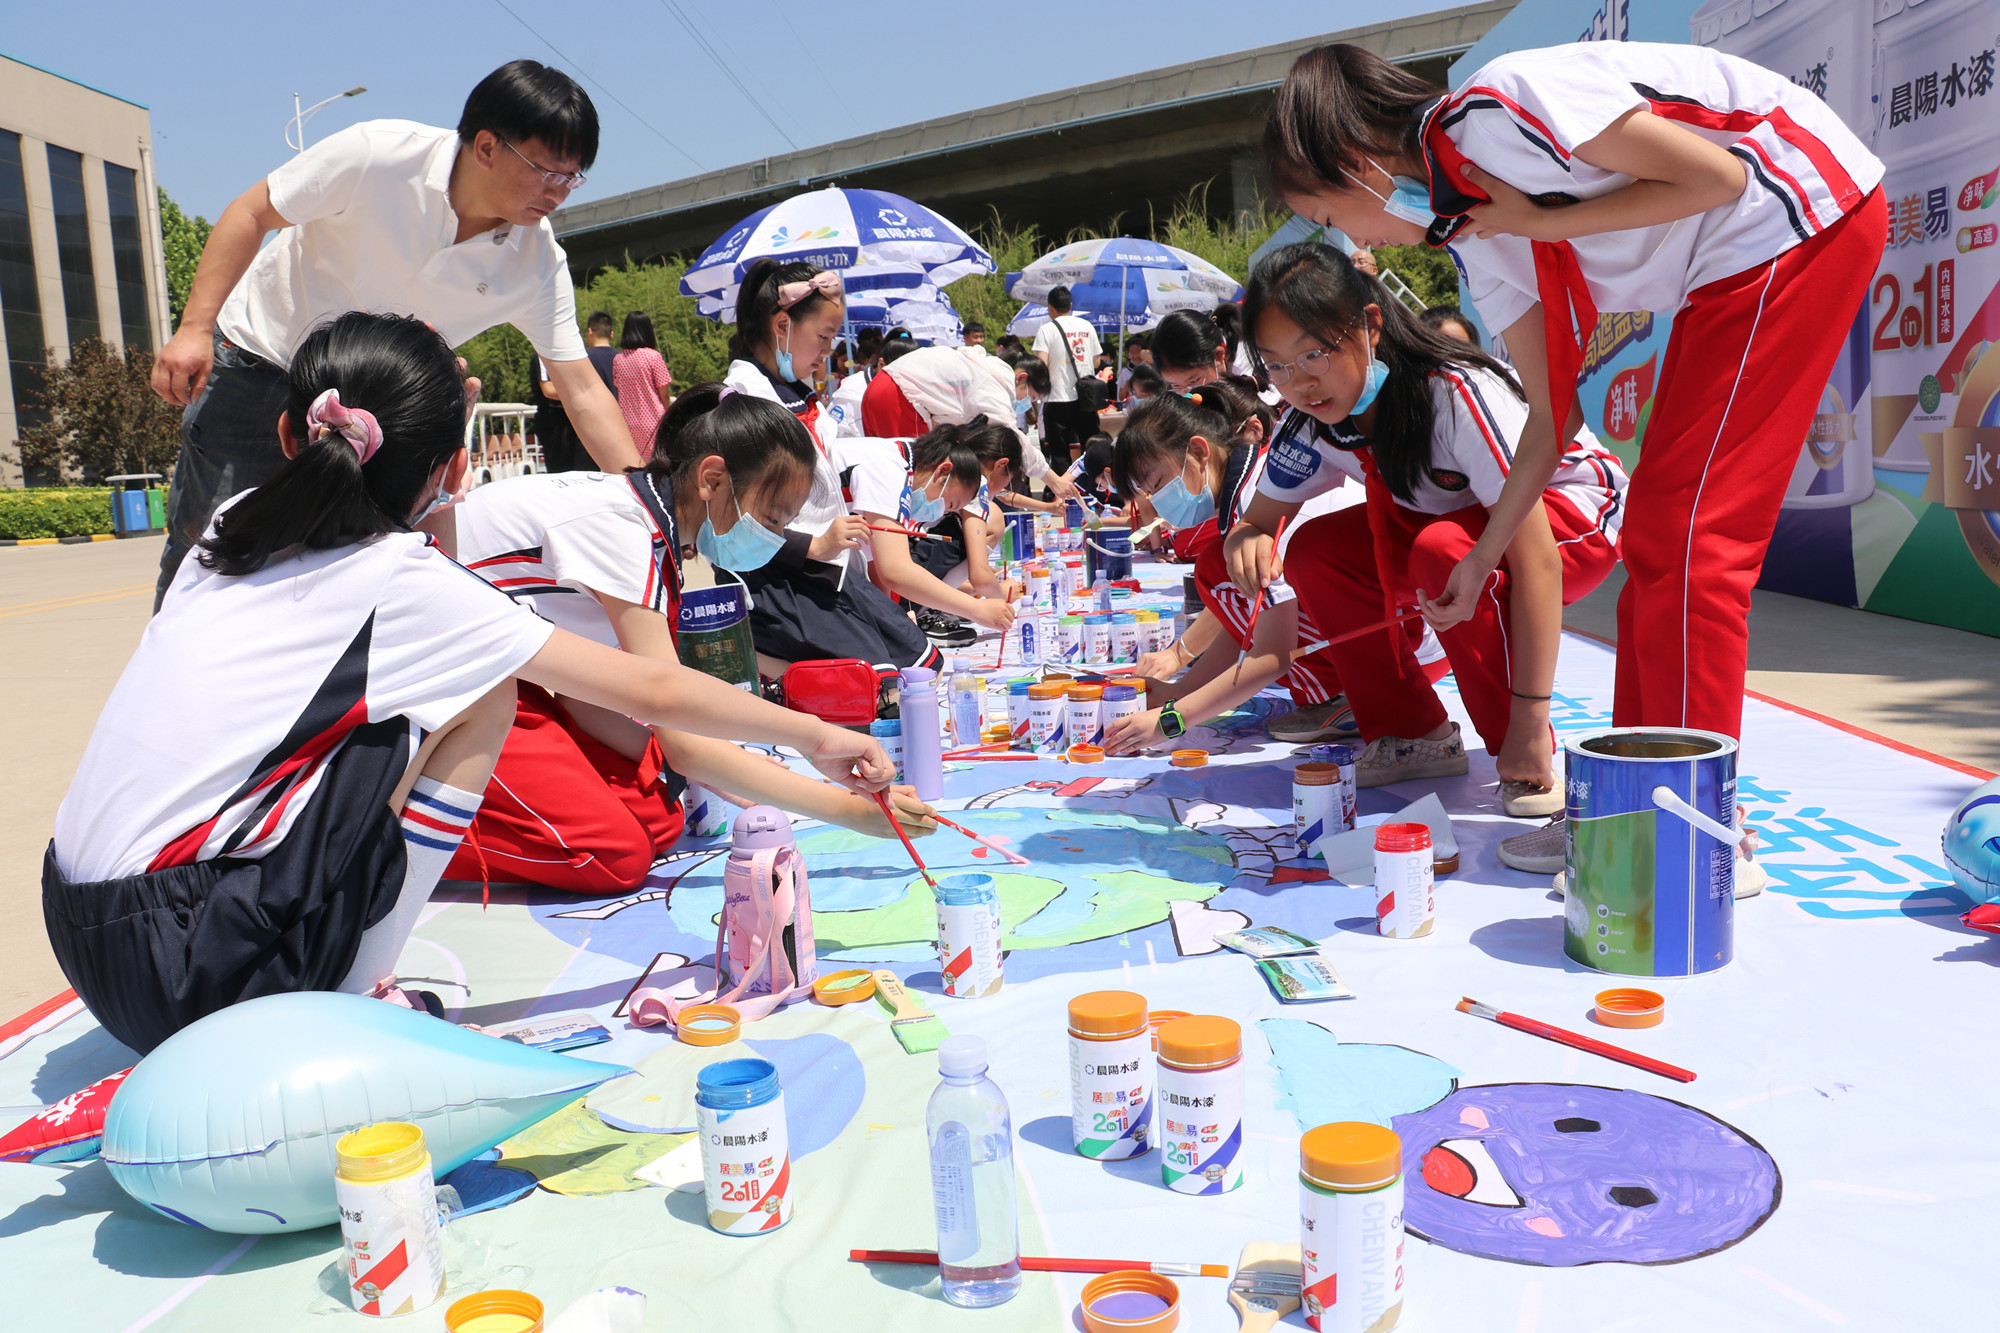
[1512,690,1552,701]
[304,388,382,464]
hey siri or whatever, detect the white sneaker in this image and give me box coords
[1500,781,1565,818]
[1355,723,1469,788]
[1499,815,1567,874]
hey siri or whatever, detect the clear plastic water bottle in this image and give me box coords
[1092,571,1111,613]
[928,1036,1021,1308]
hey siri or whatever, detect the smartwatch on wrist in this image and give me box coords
[1159,699,1187,740]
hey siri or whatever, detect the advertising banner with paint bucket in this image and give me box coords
[1563,729,1737,978]
[678,576,757,690]
[1449,0,2000,638]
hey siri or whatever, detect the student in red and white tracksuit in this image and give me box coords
[446,384,932,895]
[1098,378,1372,756]
[1263,39,1884,748]
[1227,246,1625,813]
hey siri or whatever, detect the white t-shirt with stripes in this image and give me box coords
[55,519,553,883]
[1255,365,1627,540]
[1432,42,1883,334]
[453,471,673,650]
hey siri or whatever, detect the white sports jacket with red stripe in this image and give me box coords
[1426,41,1884,339]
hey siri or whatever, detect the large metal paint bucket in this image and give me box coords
[1564,729,1737,977]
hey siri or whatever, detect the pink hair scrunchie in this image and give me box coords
[774,270,843,310]
[305,388,384,465]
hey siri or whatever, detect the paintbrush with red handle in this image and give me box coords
[931,815,1031,865]
[1233,516,1290,679]
[850,1250,1228,1278]
[1456,997,1696,1083]
[873,790,939,891]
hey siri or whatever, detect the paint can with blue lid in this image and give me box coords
[1564,728,1737,977]
[696,1057,792,1234]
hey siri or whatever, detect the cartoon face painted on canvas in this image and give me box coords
[1392,1084,1780,1266]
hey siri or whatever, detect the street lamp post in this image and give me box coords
[287,86,368,153]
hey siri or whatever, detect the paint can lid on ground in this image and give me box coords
[1068,990,1148,1040]
[445,1290,544,1333]
[1170,750,1208,768]
[676,1004,743,1047]
[1300,1121,1402,1191]
[1157,1015,1240,1070]
[1068,745,1105,763]
[1080,1270,1180,1333]
[1594,988,1666,1028]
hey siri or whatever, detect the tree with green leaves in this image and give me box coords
[18,338,183,482]
[158,189,212,331]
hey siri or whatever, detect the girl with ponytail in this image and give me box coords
[444,383,935,896]
[722,257,940,669]
[1100,376,1362,755]
[1261,37,1883,836]
[46,313,900,1054]
[1225,243,1626,816]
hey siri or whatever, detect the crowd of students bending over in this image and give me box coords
[54,33,1880,1055]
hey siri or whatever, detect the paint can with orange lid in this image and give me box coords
[1155,1016,1242,1194]
[1298,1122,1406,1333]
[1068,990,1153,1159]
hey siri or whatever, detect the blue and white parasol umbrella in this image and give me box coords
[1006,237,1242,353]
[681,188,993,303]
[696,262,942,323]
[1007,302,1155,341]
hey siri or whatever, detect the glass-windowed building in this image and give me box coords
[0,54,167,486]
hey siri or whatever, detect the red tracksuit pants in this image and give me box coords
[444,685,685,895]
[1192,526,1342,707]
[1284,498,1617,752]
[1613,188,1887,738]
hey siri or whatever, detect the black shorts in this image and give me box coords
[42,718,412,1054]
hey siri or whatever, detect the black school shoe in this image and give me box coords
[917,608,978,648]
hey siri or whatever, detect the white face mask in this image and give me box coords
[1352,157,1433,227]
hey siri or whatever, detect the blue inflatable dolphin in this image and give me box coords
[101,992,624,1233]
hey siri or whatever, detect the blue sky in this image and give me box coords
[4,0,1443,223]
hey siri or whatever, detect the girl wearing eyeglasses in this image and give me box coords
[1099,377,1361,756]
[1224,243,1626,811]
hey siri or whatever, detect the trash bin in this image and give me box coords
[106,473,165,538]
[147,488,167,530]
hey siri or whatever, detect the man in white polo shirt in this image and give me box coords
[149,60,642,601]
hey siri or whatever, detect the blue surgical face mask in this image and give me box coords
[695,480,784,570]
[1150,451,1216,528]
[411,482,457,526]
[1350,355,1390,415]
[1015,395,1031,418]
[1355,157,1433,227]
[903,469,949,526]
[775,322,797,382]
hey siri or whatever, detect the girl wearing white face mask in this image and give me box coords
[836,422,1018,635]
[1261,40,1884,822]
[1225,244,1626,812]
[723,258,940,673]
[446,383,935,895]
[1100,377,1356,756]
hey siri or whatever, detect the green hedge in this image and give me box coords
[0,487,116,540]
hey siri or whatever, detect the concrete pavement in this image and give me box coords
[0,535,160,1018]
[0,537,1994,1028]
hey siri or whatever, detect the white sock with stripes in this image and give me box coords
[336,777,484,995]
